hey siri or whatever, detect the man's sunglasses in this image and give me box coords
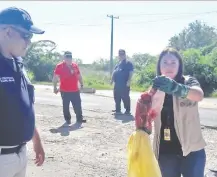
[119,52,125,56]
[11,26,33,40]
[64,54,72,59]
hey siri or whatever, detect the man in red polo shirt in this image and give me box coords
[53,51,86,124]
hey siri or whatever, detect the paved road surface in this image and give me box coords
[23,85,217,176]
[35,85,217,128]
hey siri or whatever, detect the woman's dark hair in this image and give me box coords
[157,47,184,83]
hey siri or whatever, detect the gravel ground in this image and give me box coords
[25,102,217,176]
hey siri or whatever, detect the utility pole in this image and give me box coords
[107,15,119,77]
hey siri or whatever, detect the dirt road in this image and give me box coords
[25,87,217,176]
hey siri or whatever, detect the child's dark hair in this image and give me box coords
[156,47,184,83]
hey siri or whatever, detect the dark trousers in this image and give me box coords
[60,91,83,121]
[113,86,130,112]
[158,149,206,177]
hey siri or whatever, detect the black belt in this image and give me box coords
[0,143,26,155]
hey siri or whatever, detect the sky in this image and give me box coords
[1,1,217,63]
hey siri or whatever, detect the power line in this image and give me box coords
[120,11,217,25]
[116,10,217,17]
[41,10,217,27]
[42,11,217,24]
[107,15,119,77]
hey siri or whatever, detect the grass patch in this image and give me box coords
[33,80,146,91]
[211,90,217,98]
[31,67,217,96]
[32,68,150,91]
[32,81,53,85]
[33,80,217,98]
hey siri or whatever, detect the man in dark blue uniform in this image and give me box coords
[111,49,134,115]
[0,7,45,177]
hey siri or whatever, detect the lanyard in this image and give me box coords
[163,95,173,127]
[14,59,22,86]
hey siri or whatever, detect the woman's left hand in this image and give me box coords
[153,75,190,98]
[152,75,177,94]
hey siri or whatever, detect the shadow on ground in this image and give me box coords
[114,113,134,123]
[49,122,83,136]
[205,169,217,177]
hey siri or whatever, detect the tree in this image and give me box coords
[131,53,157,72]
[169,20,217,51]
[23,40,60,81]
[181,48,217,96]
[73,58,83,64]
[21,20,217,96]
[129,53,157,90]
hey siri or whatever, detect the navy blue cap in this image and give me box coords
[119,49,126,54]
[63,51,72,58]
[0,7,44,34]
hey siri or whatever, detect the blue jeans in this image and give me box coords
[158,149,206,177]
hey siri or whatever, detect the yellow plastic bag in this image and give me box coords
[127,130,162,177]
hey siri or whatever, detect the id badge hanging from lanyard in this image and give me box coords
[164,114,171,141]
[164,127,171,141]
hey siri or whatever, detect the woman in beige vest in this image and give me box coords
[151,47,206,177]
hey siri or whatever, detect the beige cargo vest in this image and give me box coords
[152,76,206,159]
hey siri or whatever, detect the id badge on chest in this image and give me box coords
[164,128,171,141]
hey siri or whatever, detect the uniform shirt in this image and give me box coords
[112,59,134,89]
[54,61,81,92]
[159,76,201,155]
[0,55,35,146]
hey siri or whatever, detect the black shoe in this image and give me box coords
[112,109,121,112]
[66,119,71,125]
[76,115,86,123]
[77,120,86,123]
[76,119,87,123]
[124,111,131,115]
[113,111,122,115]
